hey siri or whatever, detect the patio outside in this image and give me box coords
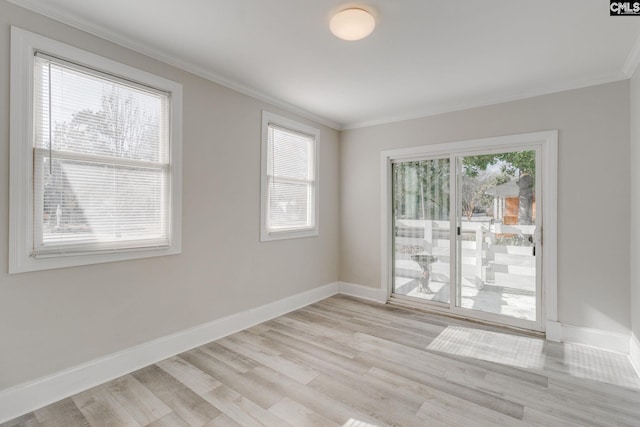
[392,151,537,322]
[394,219,536,321]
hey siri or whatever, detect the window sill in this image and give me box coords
[9,244,181,274]
[260,227,318,242]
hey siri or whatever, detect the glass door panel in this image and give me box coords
[456,150,538,322]
[392,159,450,304]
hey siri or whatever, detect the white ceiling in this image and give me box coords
[9,0,640,129]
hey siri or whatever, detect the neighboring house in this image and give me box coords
[485,178,536,225]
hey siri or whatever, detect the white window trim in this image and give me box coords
[380,130,558,336]
[9,27,183,273]
[260,111,320,241]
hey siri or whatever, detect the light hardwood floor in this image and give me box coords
[4,295,640,427]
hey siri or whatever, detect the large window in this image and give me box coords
[381,131,558,333]
[10,27,182,273]
[261,111,319,241]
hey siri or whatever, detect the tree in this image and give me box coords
[100,87,156,159]
[460,170,509,220]
[44,89,158,233]
[394,159,449,221]
[463,151,535,224]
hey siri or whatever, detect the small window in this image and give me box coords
[10,27,182,273]
[261,111,319,241]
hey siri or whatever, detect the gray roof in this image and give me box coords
[484,180,519,197]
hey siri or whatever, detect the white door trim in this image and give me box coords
[380,130,558,336]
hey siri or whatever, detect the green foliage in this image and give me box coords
[393,150,536,223]
[463,150,535,177]
[463,150,536,225]
[460,171,509,220]
[393,159,449,220]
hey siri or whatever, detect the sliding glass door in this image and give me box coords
[391,147,542,330]
[454,150,540,326]
[392,158,451,304]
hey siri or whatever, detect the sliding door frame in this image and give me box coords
[381,130,558,337]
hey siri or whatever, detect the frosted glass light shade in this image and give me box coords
[330,8,375,41]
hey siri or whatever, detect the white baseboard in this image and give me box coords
[560,324,630,354]
[0,282,340,424]
[2,281,635,423]
[337,282,633,356]
[545,320,562,342]
[338,281,388,303]
[631,332,640,377]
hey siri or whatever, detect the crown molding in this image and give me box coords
[4,0,342,130]
[341,72,629,130]
[623,33,640,78]
[6,0,639,132]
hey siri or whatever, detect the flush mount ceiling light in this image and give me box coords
[330,8,376,41]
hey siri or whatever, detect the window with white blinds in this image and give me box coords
[10,28,182,273]
[261,112,319,241]
[33,54,170,254]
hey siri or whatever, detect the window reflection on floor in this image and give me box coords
[426,325,640,388]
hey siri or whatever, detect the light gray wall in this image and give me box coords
[0,1,339,390]
[631,68,640,343]
[340,81,631,334]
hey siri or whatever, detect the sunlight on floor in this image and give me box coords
[426,325,640,388]
[426,325,545,369]
[342,418,379,427]
[562,343,640,389]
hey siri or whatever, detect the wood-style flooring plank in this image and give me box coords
[268,397,339,427]
[216,332,319,384]
[179,348,285,409]
[104,374,172,425]
[200,342,258,374]
[71,386,139,427]
[308,372,424,427]
[156,356,221,395]
[261,319,358,359]
[131,365,220,426]
[260,329,369,375]
[33,398,89,427]
[146,412,191,427]
[0,413,41,427]
[203,413,243,427]
[521,407,584,427]
[352,338,525,419]
[201,384,289,427]
[246,365,385,427]
[6,295,640,427]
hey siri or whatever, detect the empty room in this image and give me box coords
[1,1,640,426]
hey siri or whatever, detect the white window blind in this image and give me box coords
[266,124,316,232]
[33,53,171,255]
